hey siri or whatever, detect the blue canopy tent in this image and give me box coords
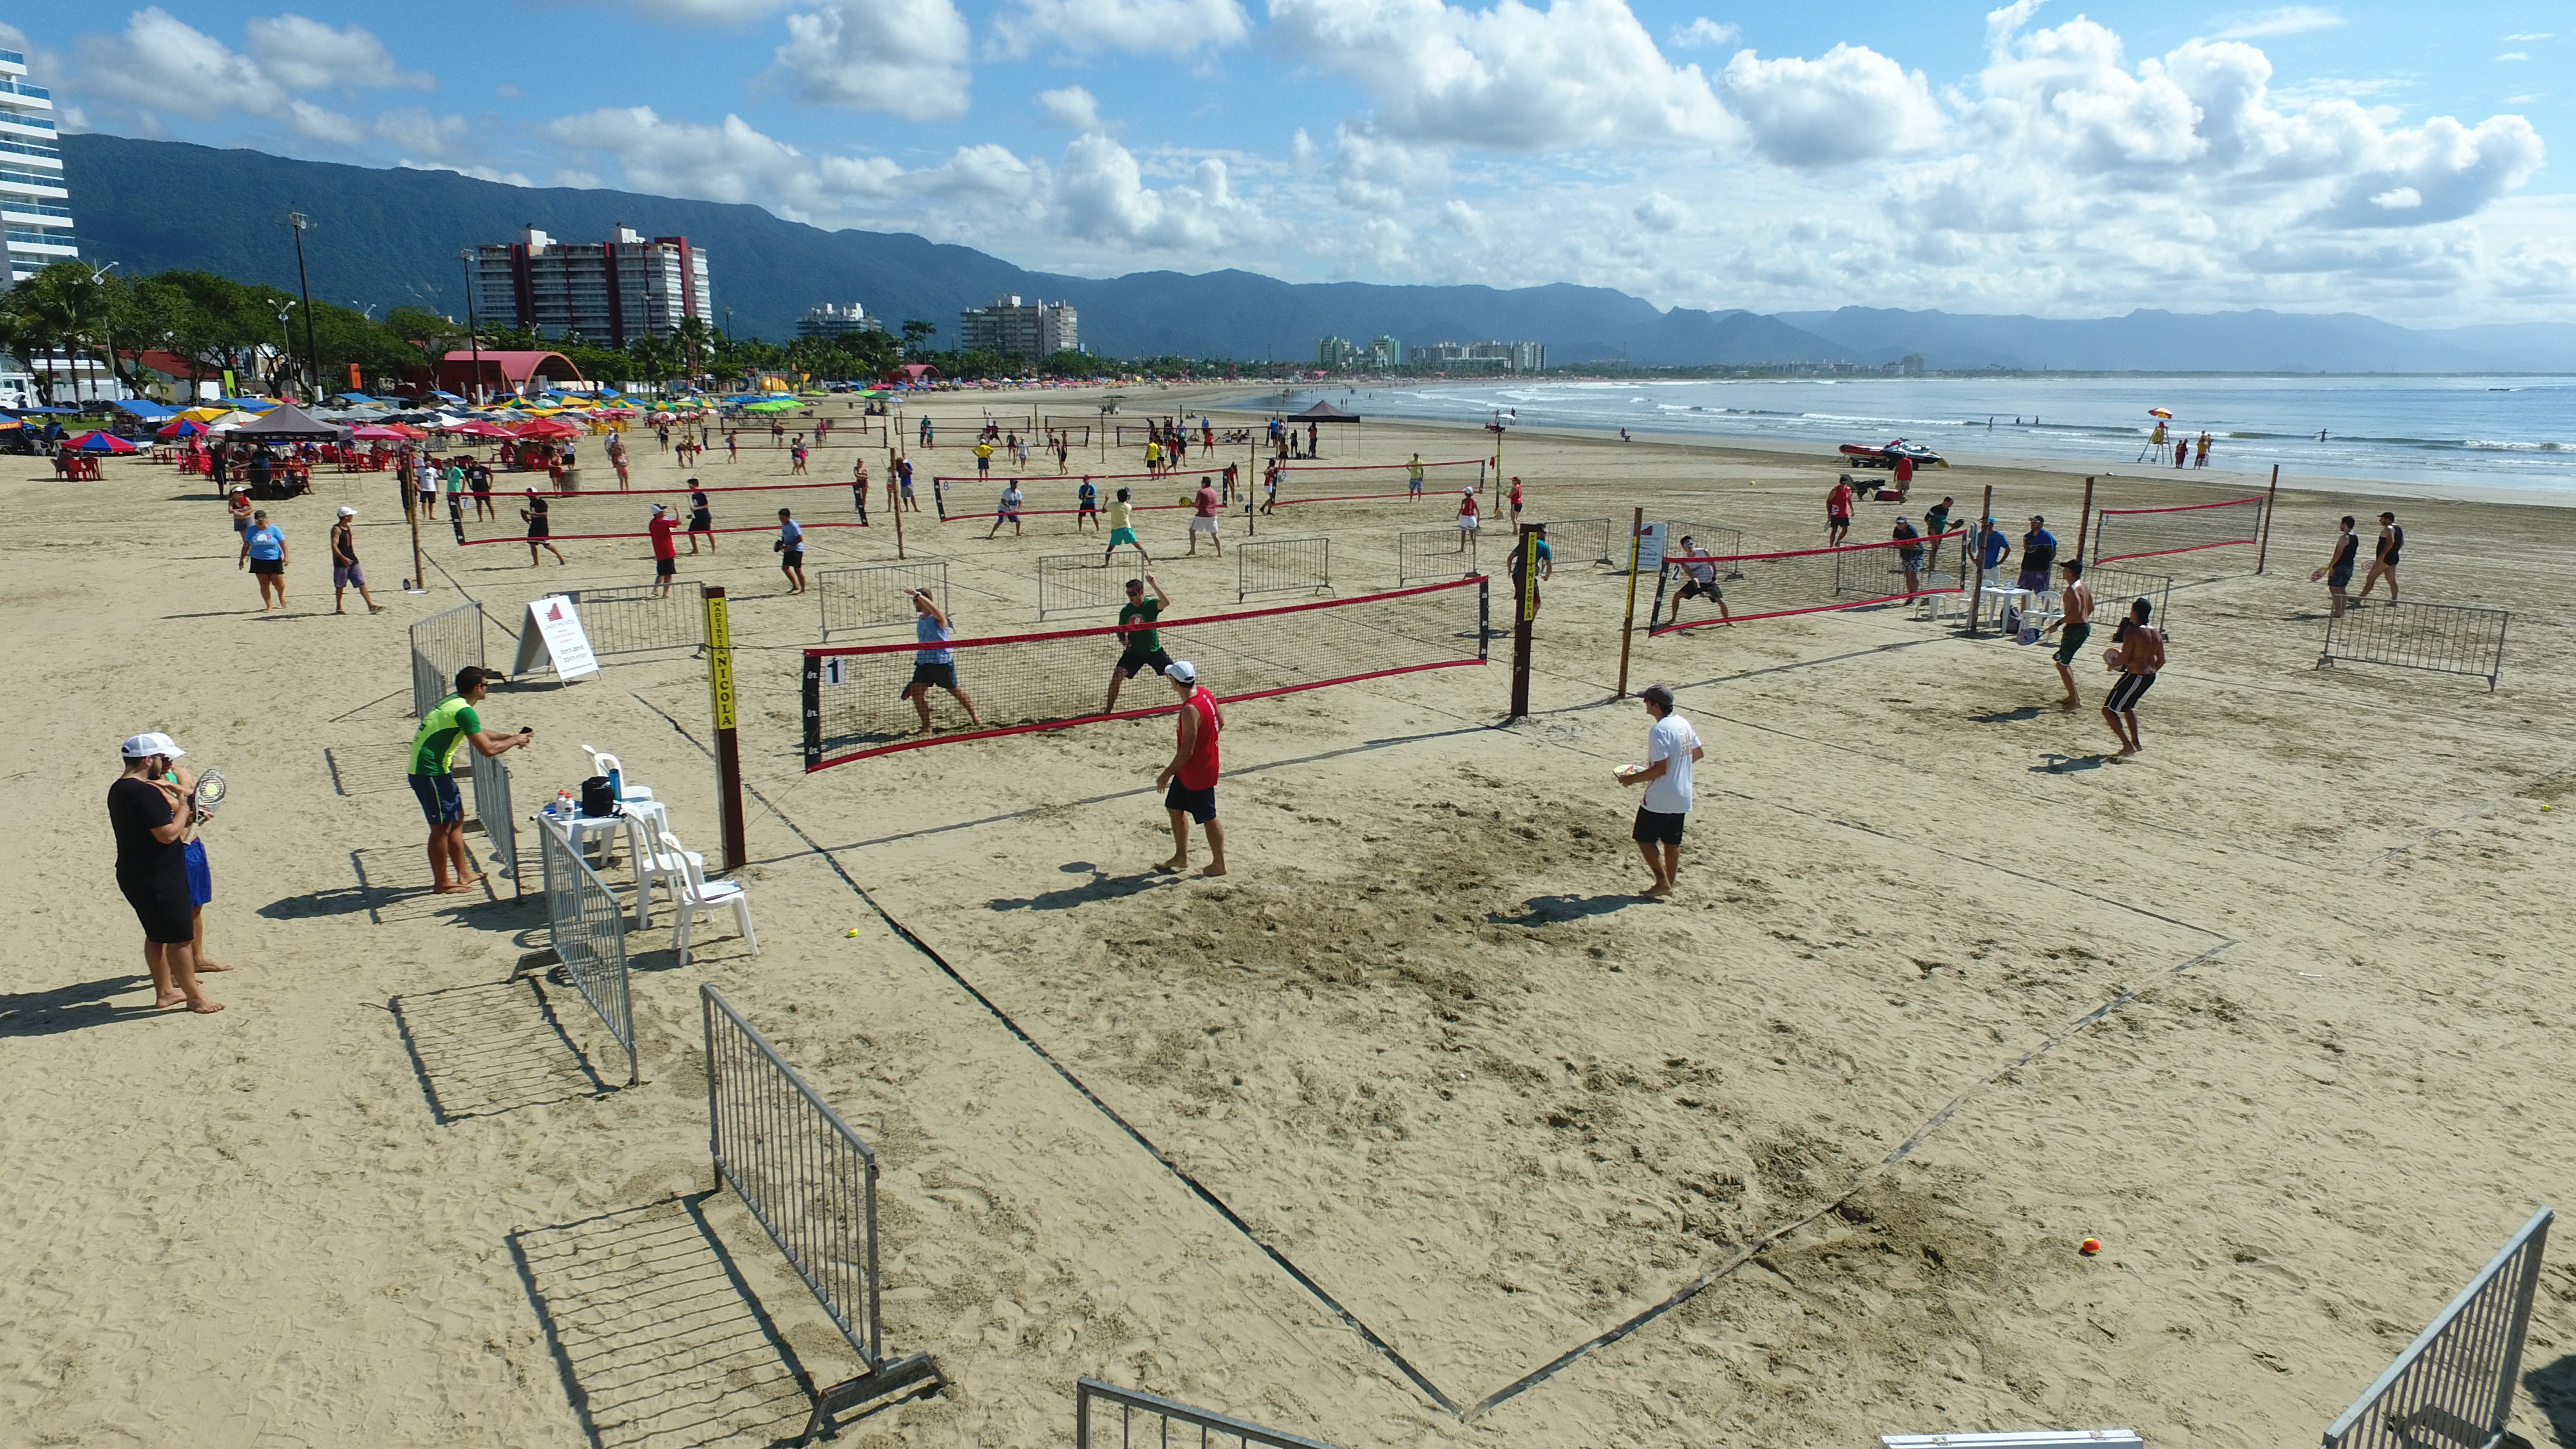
[108,399,180,419]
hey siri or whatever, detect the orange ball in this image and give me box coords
[2079,1236,2103,1256]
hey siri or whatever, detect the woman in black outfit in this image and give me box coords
[108,734,224,1014]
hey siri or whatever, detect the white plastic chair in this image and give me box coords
[580,744,656,804]
[661,829,756,966]
[630,822,699,927]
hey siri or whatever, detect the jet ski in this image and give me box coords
[1838,438,1946,469]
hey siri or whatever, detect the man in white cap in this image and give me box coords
[647,502,679,598]
[108,732,224,1012]
[330,506,384,614]
[1153,660,1226,876]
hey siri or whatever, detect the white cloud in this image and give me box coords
[69,8,425,144]
[2211,6,2343,41]
[543,107,913,215]
[769,0,972,120]
[1632,190,1687,230]
[1667,17,1737,48]
[1331,122,1449,209]
[1723,44,1944,166]
[1053,133,1271,247]
[2502,33,2551,42]
[1037,85,1104,129]
[1270,0,1739,149]
[990,0,1250,56]
[244,15,433,92]
[2495,52,2528,62]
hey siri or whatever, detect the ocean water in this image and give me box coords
[1250,375,2576,494]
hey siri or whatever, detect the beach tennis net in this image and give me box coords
[1661,524,1746,577]
[819,560,949,638]
[453,478,873,546]
[802,577,1489,770]
[931,471,1212,526]
[2090,495,2266,566]
[1272,458,1488,506]
[1647,531,1967,634]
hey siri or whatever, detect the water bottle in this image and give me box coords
[607,765,623,802]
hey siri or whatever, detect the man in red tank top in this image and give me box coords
[1154,660,1226,876]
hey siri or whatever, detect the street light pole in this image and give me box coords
[86,261,118,402]
[457,249,484,404]
[286,213,319,399]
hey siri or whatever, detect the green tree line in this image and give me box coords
[0,260,1252,404]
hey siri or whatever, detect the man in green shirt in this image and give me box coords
[407,665,534,894]
[1103,573,1173,714]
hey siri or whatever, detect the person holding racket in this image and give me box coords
[901,589,981,732]
[1103,574,1172,714]
[1155,661,1226,877]
[407,667,535,895]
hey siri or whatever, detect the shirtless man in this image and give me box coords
[2040,558,2094,708]
[2101,597,2166,757]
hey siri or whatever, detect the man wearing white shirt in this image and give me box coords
[1619,683,1704,898]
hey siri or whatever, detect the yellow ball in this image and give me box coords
[844,927,862,937]
[2545,804,2555,813]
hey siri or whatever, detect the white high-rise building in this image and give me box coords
[473,225,713,346]
[0,46,74,283]
[958,295,1077,363]
[797,302,886,339]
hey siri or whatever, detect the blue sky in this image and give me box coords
[19,1,2572,322]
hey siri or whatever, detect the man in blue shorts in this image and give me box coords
[406,666,533,894]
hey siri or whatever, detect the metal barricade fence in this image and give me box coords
[1238,536,1332,601]
[1039,546,1149,618]
[535,813,637,1086]
[468,748,519,895]
[410,601,486,717]
[1531,517,1613,565]
[1077,1378,1341,1449]
[1398,527,1479,586]
[819,559,949,639]
[2322,1207,2551,1449]
[562,585,702,657]
[2320,599,2509,691]
[700,984,944,1440]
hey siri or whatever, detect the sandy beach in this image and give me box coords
[6,383,2575,1448]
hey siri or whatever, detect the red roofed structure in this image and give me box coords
[439,350,585,399]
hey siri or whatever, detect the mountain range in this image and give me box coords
[61,133,2576,374]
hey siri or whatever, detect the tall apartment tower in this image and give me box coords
[473,225,713,347]
[958,295,1077,363]
[0,46,75,282]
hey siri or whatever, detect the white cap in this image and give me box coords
[337,505,357,516]
[120,732,185,759]
[1166,660,1198,683]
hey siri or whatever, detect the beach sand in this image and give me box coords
[6,386,2575,1447]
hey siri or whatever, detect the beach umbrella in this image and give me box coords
[2147,408,2174,419]
[514,417,582,438]
[156,417,211,439]
[349,424,410,441]
[450,419,515,439]
[67,430,142,454]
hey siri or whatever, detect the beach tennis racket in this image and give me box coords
[192,768,227,820]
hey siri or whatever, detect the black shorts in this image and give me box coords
[2054,620,2091,666]
[908,660,958,691]
[527,524,550,540]
[1165,779,1218,824]
[1117,645,1173,679]
[249,558,284,575]
[656,556,676,577]
[688,511,713,532]
[2105,670,2157,714]
[1677,578,1721,601]
[781,549,804,569]
[119,869,195,945]
[1632,806,1686,846]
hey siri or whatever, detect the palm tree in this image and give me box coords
[674,316,713,381]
